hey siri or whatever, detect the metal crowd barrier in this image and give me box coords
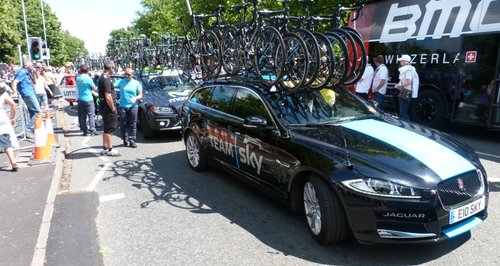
[4,97,34,150]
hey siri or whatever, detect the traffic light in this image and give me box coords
[29,37,42,61]
[42,41,50,60]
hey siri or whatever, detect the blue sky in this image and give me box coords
[44,0,143,54]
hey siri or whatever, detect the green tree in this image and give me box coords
[58,30,88,66]
[131,0,365,37]
[106,0,369,61]
[0,1,21,63]
[8,0,86,66]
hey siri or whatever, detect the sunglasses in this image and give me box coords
[125,73,132,77]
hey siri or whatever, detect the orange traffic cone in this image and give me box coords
[45,110,57,146]
[31,113,51,161]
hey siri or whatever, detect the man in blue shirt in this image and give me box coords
[76,64,99,136]
[114,68,142,148]
[11,60,41,135]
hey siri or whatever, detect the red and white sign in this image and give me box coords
[465,51,477,63]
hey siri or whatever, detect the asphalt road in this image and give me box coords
[61,108,500,265]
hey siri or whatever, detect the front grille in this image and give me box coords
[437,170,483,209]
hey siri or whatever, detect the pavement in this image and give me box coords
[0,101,499,266]
[0,102,101,266]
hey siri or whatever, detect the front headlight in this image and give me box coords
[342,178,422,199]
[150,105,174,114]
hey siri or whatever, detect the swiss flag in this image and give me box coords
[465,51,477,63]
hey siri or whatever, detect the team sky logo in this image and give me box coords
[206,125,264,174]
[358,0,500,42]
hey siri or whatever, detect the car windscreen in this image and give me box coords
[267,88,376,125]
[147,76,182,90]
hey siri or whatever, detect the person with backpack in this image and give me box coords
[395,54,419,120]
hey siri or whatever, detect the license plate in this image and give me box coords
[449,197,485,224]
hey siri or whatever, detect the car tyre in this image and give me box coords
[185,132,207,171]
[303,175,348,244]
[140,111,155,139]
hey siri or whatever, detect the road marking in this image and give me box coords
[87,162,111,191]
[477,151,500,160]
[99,193,126,202]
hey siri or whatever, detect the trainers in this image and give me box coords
[100,148,108,155]
[90,131,102,136]
[129,141,137,148]
[107,149,120,156]
[123,139,129,147]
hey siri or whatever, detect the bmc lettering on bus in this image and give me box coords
[362,0,500,42]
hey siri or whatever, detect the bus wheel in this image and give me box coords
[411,89,446,129]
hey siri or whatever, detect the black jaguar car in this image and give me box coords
[180,79,489,245]
[138,71,196,138]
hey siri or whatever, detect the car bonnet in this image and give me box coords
[143,87,192,108]
[289,118,477,186]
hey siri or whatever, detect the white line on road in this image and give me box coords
[99,193,126,202]
[82,136,90,145]
[87,162,111,191]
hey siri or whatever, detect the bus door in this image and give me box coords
[457,34,500,127]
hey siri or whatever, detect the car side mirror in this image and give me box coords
[243,116,268,128]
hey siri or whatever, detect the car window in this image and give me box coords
[208,86,234,113]
[267,88,374,125]
[190,87,211,106]
[233,88,271,123]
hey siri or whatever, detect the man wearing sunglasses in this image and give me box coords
[114,68,142,148]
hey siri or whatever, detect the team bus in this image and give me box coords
[354,0,500,129]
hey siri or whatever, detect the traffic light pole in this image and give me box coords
[22,0,31,61]
[41,0,49,66]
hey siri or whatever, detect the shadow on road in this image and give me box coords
[102,150,472,265]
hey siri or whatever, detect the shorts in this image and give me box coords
[0,133,13,150]
[101,110,118,133]
[36,93,48,105]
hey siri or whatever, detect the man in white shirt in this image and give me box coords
[371,55,389,111]
[355,57,374,100]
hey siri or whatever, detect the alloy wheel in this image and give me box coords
[304,181,322,235]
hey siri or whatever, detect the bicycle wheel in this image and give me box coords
[309,32,334,89]
[323,31,349,87]
[327,28,357,85]
[293,28,320,89]
[280,32,309,93]
[341,27,367,85]
[253,26,286,87]
[221,25,241,75]
[199,30,222,80]
[177,39,195,83]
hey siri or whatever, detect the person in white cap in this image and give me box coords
[394,54,419,119]
[355,56,374,100]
